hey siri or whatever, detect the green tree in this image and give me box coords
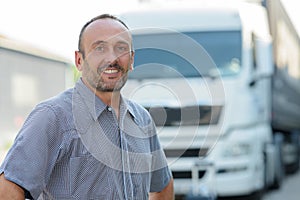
[72,65,81,83]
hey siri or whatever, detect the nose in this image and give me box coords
[104,48,120,65]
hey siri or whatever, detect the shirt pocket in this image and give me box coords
[69,155,110,199]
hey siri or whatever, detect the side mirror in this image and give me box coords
[254,37,274,77]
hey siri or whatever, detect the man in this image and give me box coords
[0,14,174,199]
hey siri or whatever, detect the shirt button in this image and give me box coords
[107,107,112,112]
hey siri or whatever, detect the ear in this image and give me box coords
[75,51,84,71]
[129,51,135,71]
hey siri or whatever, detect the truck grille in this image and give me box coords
[145,105,222,126]
[164,148,209,157]
[172,170,206,179]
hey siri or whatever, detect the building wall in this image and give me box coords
[0,46,72,158]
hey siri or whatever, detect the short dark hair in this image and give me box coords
[78,14,129,58]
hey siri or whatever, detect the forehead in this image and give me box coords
[82,18,131,48]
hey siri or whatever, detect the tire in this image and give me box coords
[285,131,300,174]
[271,132,284,189]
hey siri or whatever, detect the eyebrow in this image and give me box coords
[90,40,106,50]
[90,40,130,50]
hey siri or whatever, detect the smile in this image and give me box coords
[104,69,119,74]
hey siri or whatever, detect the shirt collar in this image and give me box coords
[75,79,107,121]
[121,98,137,121]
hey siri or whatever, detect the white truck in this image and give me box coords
[121,0,300,199]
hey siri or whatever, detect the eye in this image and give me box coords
[116,45,129,54]
[95,45,105,52]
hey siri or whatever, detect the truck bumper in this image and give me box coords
[171,159,216,197]
[215,160,264,196]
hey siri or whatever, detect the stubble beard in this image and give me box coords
[84,61,129,93]
[95,74,128,92]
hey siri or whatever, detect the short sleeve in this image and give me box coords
[150,166,172,192]
[149,131,173,192]
[0,104,64,199]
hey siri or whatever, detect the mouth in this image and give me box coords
[101,66,123,80]
[95,65,127,91]
[98,64,124,75]
[103,68,119,74]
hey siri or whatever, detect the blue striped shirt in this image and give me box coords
[0,79,172,199]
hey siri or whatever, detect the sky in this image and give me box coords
[0,0,299,64]
[0,0,140,63]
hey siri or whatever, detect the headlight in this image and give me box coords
[222,143,252,157]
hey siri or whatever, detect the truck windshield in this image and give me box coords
[129,30,242,79]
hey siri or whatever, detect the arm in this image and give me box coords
[149,178,174,200]
[0,173,24,200]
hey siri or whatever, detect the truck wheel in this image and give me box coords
[271,133,284,189]
[285,131,300,174]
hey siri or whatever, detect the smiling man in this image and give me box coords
[0,14,174,200]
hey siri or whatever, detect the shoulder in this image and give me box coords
[37,88,73,114]
[27,88,74,131]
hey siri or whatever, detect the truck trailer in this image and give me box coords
[121,0,300,199]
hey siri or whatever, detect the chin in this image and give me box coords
[96,85,123,92]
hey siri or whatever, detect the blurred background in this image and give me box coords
[0,0,298,62]
[0,0,299,199]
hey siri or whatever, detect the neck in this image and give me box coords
[81,78,121,118]
[81,78,120,105]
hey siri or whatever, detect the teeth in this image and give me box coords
[104,69,118,74]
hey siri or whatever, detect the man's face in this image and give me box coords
[76,18,134,92]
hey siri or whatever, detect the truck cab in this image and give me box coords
[121,1,276,198]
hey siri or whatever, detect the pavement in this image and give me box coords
[263,170,300,200]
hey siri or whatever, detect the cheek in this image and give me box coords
[84,58,102,71]
[120,56,133,69]
[82,62,96,77]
